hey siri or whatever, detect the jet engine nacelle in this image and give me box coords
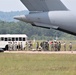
[14,11,76,35]
[14,12,50,24]
[14,11,58,29]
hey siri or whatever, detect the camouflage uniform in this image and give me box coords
[51,42,54,51]
[58,42,61,51]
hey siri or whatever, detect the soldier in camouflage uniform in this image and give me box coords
[51,42,54,51]
[58,42,61,51]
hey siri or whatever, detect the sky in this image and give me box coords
[61,0,76,11]
[0,0,28,12]
[0,0,76,12]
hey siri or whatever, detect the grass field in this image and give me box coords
[0,53,76,75]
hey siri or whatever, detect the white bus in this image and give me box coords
[0,34,27,50]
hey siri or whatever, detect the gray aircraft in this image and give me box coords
[14,0,76,35]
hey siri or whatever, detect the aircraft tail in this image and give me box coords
[20,0,68,11]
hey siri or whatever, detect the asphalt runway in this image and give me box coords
[4,51,76,54]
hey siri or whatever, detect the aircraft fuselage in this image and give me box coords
[14,11,76,35]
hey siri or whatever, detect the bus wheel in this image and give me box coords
[5,44,8,51]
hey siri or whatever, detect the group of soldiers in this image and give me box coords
[35,41,73,51]
[39,41,49,51]
[35,41,62,51]
[50,41,72,51]
[63,42,72,51]
[26,41,49,51]
[5,42,23,51]
[50,41,61,51]
[6,40,72,51]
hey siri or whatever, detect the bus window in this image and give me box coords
[1,37,4,41]
[19,37,22,41]
[12,38,15,41]
[8,38,11,41]
[16,38,18,41]
[5,38,8,41]
[23,38,25,41]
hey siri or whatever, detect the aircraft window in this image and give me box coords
[19,37,22,41]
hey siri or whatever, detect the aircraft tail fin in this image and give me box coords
[20,0,68,11]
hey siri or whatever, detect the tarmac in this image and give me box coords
[4,51,76,54]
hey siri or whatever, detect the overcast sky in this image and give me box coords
[0,0,76,12]
[0,0,27,12]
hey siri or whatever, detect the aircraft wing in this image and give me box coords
[20,0,68,11]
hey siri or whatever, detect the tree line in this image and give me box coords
[0,20,76,40]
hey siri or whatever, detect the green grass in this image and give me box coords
[0,53,76,75]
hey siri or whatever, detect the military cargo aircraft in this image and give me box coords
[14,0,76,35]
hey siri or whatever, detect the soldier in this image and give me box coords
[51,42,54,51]
[20,42,23,50]
[17,42,21,51]
[8,42,12,51]
[45,41,49,51]
[69,42,72,51]
[41,41,45,51]
[24,42,28,50]
[54,42,58,51]
[12,42,17,51]
[63,42,66,51]
[36,42,39,50]
[58,42,61,51]
[28,41,32,50]
[40,42,43,49]
[43,41,46,51]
